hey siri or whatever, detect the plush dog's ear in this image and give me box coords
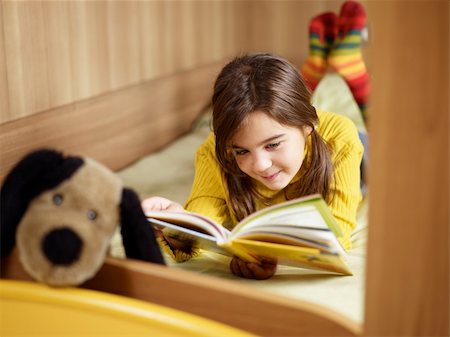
[0,149,83,257]
[120,188,165,265]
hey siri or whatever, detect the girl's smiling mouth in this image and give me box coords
[261,171,281,181]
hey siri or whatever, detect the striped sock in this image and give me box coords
[328,1,370,122]
[301,12,337,92]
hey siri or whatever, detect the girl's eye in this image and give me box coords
[52,194,63,205]
[87,210,97,221]
[266,142,281,150]
[234,149,248,156]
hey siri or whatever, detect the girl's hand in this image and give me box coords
[141,196,184,212]
[229,255,277,280]
[142,197,194,256]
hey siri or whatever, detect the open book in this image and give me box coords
[146,194,352,275]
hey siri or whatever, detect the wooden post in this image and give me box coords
[364,2,449,336]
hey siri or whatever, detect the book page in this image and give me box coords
[232,206,329,233]
[145,210,230,239]
[149,218,233,256]
[232,195,342,238]
[231,230,336,253]
[231,224,345,255]
[229,195,347,258]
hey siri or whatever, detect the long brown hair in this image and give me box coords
[212,53,333,221]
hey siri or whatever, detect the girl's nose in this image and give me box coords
[252,153,272,173]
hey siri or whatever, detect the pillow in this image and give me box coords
[312,73,366,134]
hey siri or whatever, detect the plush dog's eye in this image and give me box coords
[87,210,97,220]
[52,194,63,205]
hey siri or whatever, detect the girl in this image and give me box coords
[142,53,363,280]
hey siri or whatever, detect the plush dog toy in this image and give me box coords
[0,149,165,286]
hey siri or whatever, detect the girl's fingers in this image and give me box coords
[230,255,277,280]
[166,202,184,211]
[230,257,243,277]
[237,258,255,279]
[141,196,183,212]
[247,261,277,280]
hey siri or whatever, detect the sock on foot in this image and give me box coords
[328,0,370,121]
[301,12,337,92]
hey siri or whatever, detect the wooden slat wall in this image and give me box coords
[0,3,9,120]
[246,1,331,65]
[0,1,255,123]
[363,1,449,336]
[0,1,331,124]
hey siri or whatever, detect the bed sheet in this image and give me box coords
[113,73,369,324]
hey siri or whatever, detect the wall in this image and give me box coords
[0,1,250,122]
[0,1,329,124]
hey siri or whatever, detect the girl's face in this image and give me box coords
[230,111,311,191]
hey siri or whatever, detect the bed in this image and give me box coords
[0,72,365,337]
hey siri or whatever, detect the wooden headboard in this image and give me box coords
[0,61,222,181]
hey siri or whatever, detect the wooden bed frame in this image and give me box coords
[0,2,448,337]
[1,249,360,337]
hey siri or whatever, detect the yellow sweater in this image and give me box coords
[184,110,363,251]
[185,111,363,245]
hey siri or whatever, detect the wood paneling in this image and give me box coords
[107,2,141,91]
[0,1,262,123]
[139,1,163,80]
[246,1,327,66]
[68,1,110,101]
[364,2,449,336]
[0,1,320,124]
[0,2,10,121]
[2,1,50,118]
[42,2,74,108]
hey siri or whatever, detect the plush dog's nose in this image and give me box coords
[42,227,83,266]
